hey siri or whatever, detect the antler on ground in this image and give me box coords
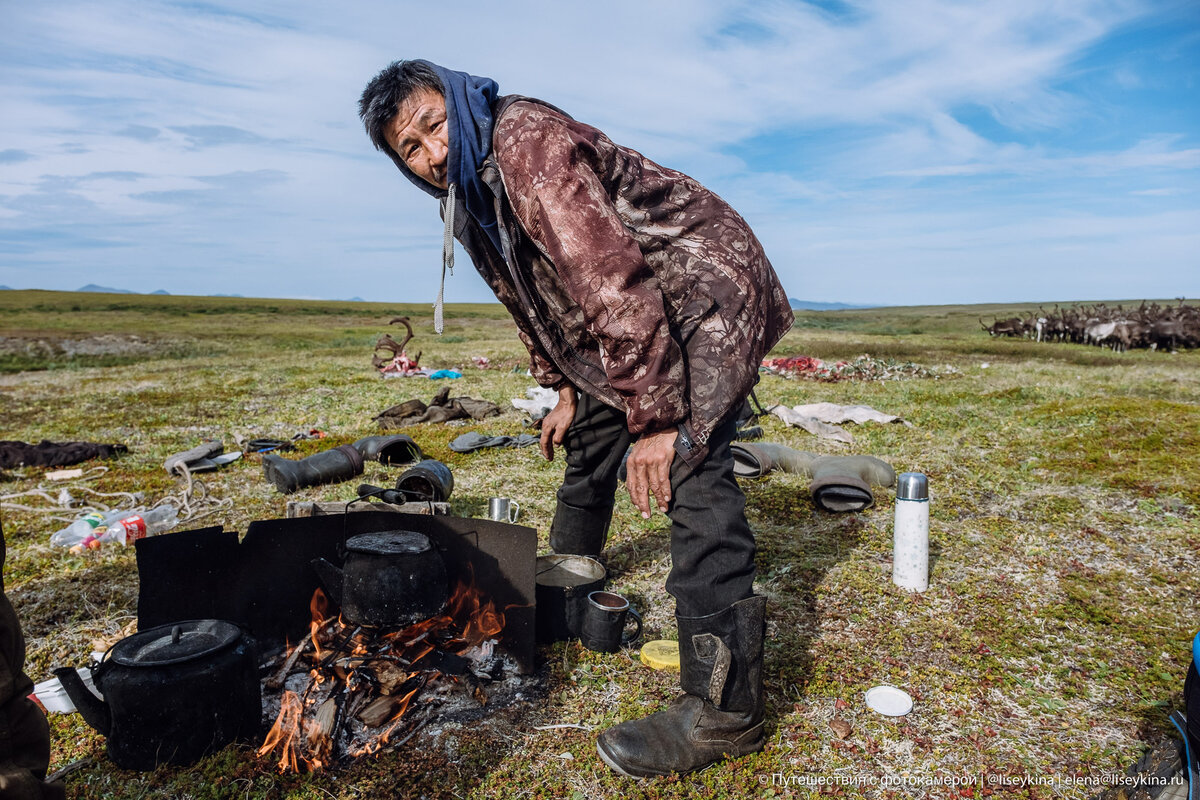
[372,316,422,370]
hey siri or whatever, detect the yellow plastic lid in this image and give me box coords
[640,640,680,670]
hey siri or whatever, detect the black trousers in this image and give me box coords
[551,392,756,617]
[1,522,64,799]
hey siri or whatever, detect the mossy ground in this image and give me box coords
[2,291,1198,799]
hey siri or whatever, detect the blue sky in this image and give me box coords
[0,0,1197,306]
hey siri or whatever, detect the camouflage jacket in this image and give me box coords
[447,96,793,468]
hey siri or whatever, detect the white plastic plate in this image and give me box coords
[864,685,913,716]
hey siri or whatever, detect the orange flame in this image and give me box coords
[258,692,308,773]
[384,684,420,732]
[445,567,506,649]
[309,588,329,658]
[257,689,336,773]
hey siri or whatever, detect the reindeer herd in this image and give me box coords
[981,301,1198,352]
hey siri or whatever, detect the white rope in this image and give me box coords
[163,461,233,522]
[1,460,230,529]
[434,183,456,335]
[0,468,142,526]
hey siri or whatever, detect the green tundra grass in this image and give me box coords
[1,290,1197,799]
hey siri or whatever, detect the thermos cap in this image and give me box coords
[896,472,928,501]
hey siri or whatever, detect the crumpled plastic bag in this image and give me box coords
[511,387,560,423]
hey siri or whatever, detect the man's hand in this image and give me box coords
[539,385,578,460]
[626,429,678,518]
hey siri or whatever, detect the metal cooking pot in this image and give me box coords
[535,554,607,644]
[311,530,449,628]
[55,619,260,771]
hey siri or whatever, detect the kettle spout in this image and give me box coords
[54,666,111,736]
[310,558,344,607]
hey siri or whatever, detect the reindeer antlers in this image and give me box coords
[372,316,422,370]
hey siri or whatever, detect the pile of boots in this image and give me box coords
[730,442,895,512]
[262,435,423,494]
[597,596,766,778]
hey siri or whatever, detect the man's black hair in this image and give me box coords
[358,60,444,154]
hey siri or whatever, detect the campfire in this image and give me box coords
[257,571,511,773]
[127,512,538,772]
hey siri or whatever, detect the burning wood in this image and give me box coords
[257,574,510,773]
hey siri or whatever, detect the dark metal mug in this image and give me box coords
[580,591,643,653]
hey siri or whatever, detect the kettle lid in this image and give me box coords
[109,619,242,667]
[346,530,433,556]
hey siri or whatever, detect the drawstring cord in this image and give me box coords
[434,183,456,335]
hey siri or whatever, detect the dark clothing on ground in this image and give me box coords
[555,393,755,616]
[0,440,127,470]
[373,387,501,429]
[448,432,540,453]
[0,521,65,798]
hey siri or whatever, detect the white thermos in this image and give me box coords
[893,472,929,592]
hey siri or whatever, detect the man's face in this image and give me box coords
[386,87,449,190]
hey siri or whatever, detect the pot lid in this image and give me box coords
[346,530,433,556]
[109,620,242,667]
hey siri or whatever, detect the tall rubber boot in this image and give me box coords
[549,501,613,557]
[596,596,766,778]
[808,455,895,512]
[262,445,364,494]
[729,442,818,478]
[352,435,423,465]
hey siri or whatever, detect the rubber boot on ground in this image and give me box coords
[596,595,766,778]
[549,501,613,557]
[262,445,364,494]
[808,455,896,512]
[394,459,454,502]
[729,442,819,478]
[352,434,423,465]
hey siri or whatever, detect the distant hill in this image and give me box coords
[78,284,135,294]
[76,285,170,295]
[788,297,875,310]
[0,285,12,291]
[346,296,366,302]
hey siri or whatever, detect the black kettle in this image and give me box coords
[55,619,260,771]
[311,530,449,628]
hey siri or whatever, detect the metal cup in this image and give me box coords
[580,591,643,653]
[487,497,520,523]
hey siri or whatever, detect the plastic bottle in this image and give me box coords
[90,504,179,549]
[892,472,929,592]
[68,508,148,553]
[50,509,140,548]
